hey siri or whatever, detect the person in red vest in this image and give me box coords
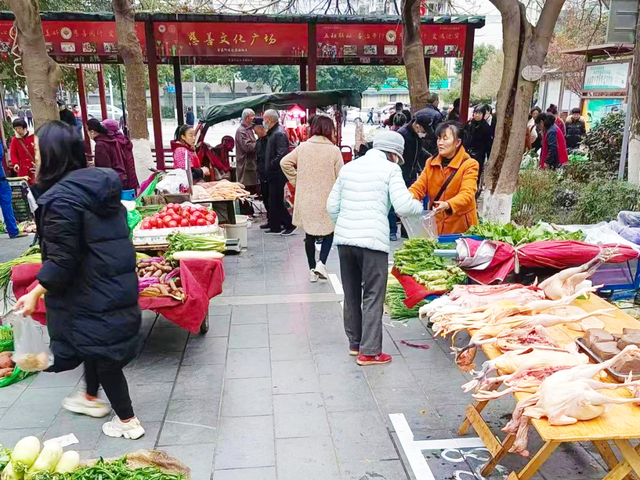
[10,118,36,183]
[537,112,568,169]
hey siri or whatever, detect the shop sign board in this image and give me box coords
[583,61,631,92]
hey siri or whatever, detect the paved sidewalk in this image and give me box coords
[0,226,612,480]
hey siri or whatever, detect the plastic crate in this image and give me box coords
[438,234,483,244]
[7,179,32,223]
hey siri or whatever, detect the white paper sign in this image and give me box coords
[43,433,79,448]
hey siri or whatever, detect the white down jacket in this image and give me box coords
[326,148,423,253]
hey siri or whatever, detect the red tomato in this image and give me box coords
[149,218,158,228]
[193,211,203,219]
[167,208,176,216]
[170,214,180,222]
[141,221,150,230]
[197,218,207,226]
[168,220,179,228]
[205,220,212,226]
[163,215,173,224]
[189,217,198,226]
[180,218,190,227]
[209,211,217,220]
[205,214,215,223]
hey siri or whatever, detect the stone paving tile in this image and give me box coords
[269,333,313,362]
[157,420,218,446]
[171,364,224,400]
[126,351,182,385]
[213,467,276,480]
[214,416,275,470]
[94,421,161,457]
[229,324,269,348]
[191,315,230,338]
[327,410,398,463]
[384,320,431,341]
[272,360,320,394]
[0,387,70,429]
[164,398,220,428]
[539,443,609,480]
[28,366,84,388]
[43,410,104,451]
[311,344,361,375]
[231,305,267,324]
[158,444,215,480]
[225,348,271,379]
[340,460,409,480]
[0,382,28,408]
[362,357,418,390]
[144,327,189,352]
[127,382,173,423]
[273,392,330,438]
[182,336,228,365]
[276,436,341,480]
[221,378,272,417]
[319,371,377,413]
[373,386,446,434]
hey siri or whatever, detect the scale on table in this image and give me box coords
[225,238,242,253]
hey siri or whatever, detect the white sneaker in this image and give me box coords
[309,270,319,283]
[102,416,145,440]
[62,392,111,418]
[313,261,328,279]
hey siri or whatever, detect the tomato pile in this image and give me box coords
[140,203,217,230]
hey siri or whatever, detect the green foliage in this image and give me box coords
[237,65,299,92]
[512,169,640,226]
[454,44,496,75]
[161,105,175,119]
[467,220,584,246]
[579,111,625,181]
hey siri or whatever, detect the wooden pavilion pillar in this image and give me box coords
[424,57,431,91]
[459,25,475,123]
[145,21,164,170]
[300,63,307,91]
[97,65,108,120]
[308,23,317,115]
[76,66,91,155]
[173,58,184,126]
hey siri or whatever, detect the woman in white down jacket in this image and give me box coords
[326,130,423,366]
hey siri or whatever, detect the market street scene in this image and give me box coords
[1,0,640,480]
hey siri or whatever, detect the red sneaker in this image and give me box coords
[356,353,392,366]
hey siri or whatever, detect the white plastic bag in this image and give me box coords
[7,312,53,372]
[156,170,189,194]
[400,211,438,240]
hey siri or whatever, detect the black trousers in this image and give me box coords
[338,245,388,356]
[47,356,134,420]
[268,176,292,231]
[304,233,334,270]
[260,181,270,219]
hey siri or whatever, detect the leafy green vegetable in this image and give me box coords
[393,238,445,276]
[385,277,426,320]
[466,221,584,246]
[165,232,226,258]
[0,446,11,472]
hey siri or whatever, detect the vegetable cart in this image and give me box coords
[10,258,225,335]
[456,294,640,480]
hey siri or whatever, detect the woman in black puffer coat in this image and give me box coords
[16,121,144,441]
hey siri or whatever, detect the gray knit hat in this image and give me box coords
[373,130,405,165]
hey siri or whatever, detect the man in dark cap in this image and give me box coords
[252,116,271,229]
[58,100,77,128]
[397,111,433,186]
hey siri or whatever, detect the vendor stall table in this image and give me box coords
[11,258,225,334]
[458,295,640,480]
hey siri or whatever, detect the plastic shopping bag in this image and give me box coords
[400,211,438,241]
[0,366,35,388]
[7,312,53,372]
[0,325,14,352]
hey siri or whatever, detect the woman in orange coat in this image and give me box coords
[409,121,479,235]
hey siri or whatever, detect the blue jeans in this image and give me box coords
[388,209,398,236]
[0,180,19,237]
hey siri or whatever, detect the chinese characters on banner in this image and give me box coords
[0,21,146,62]
[316,24,466,61]
[153,23,308,58]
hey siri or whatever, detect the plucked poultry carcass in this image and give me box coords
[539,252,612,300]
[462,345,590,400]
[503,345,640,457]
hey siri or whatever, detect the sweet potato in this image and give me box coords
[0,351,13,369]
[0,367,13,377]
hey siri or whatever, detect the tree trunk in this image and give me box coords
[112,0,154,182]
[483,0,565,222]
[627,0,640,185]
[402,0,428,112]
[6,0,60,127]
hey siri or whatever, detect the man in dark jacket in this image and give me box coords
[388,102,412,126]
[58,101,77,128]
[397,111,433,186]
[253,117,271,229]
[186,107,195,126]
[264,109,295,235]
[565,107,586,149]
[414,93,444,158]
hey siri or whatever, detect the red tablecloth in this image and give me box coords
[391,267,446,309]
[458,239,640,285]
[11,258,225,333]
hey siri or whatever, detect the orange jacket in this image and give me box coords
[409,146,479,235]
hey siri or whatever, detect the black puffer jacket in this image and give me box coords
[35,168,142,364]
[398,123,430,185]
[265,124,289,182]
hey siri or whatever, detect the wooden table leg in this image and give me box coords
[481,434,515,477]
[613,441,640,478]
[594,441,621,470]
[458,382,500,436]
[517,441,561,480]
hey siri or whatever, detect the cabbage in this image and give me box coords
[24,443,62,480]
[53,451,79,474]
[10,437,40,474]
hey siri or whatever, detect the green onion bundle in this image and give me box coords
[165,232,226,258]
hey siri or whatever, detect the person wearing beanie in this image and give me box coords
[327,130,423,366]
[397,111,434,186]
[409,121,479,235]
[103,119,139,192]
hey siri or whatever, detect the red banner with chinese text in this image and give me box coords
[0,20,146,62]
[152,22,308,58]
[316,24,466,60]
